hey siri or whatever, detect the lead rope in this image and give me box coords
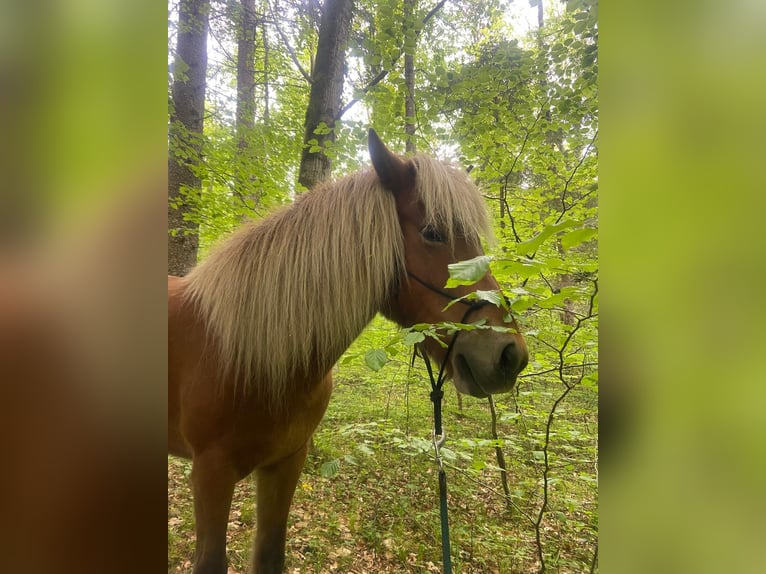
[426,347,453,574]
[416,292,490,574]
[406,271,516,573]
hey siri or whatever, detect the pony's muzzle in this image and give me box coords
[451,330,528,397]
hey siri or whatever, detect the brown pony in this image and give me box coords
[168,130,528,574]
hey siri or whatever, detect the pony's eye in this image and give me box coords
[421,226,446,243]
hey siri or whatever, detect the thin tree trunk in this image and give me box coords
[488,395,513,513]
[236,0,258,208]
[263,17,270,124]
[168,0,209,276]
[297,0,354,190]
[236,0,257,147]
[403,0,416,153]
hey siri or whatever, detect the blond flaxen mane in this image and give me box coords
[183,154,492,407]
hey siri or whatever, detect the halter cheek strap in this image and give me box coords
[406,271,477,310]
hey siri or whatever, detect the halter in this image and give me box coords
[407,271,484,313]
[407,270,492,436]
[406,270,493,574]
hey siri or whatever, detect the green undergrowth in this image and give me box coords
[168,316,598,573]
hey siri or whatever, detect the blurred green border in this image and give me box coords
[601,1,766,571]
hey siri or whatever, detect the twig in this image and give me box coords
[518,362,598,380]
[499,97,553,238]
[554,128,598,224]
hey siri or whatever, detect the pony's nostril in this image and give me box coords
[500,341,527,375]
[500,343,516,370]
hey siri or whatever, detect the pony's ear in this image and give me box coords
[368,129,414,194]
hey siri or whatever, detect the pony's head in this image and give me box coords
[370,130,528,397]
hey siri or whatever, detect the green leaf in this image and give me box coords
[443,289,504,311]
[490,325,518,334]
[320,459,340,478]
[495,259,544,278]
[516,220,580,256]
[538,285,580,309]
[511,297,536,313]
[475,290,504,307]
[402,331,426,346]
[364,348,388,371]
[445,255,491,287]
[537,292,566,309]
[582,372,599,388]
[561,227,597,251]
[499,411,520,423]
[441,319,486,334]
[384,342,401,357]
[439,447,457,462]
[356,444,374,456]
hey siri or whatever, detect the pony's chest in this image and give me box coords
[230,374,333,472]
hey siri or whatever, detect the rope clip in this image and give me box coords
[433,428,447,470]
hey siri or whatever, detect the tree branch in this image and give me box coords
[266,0,313,84]
[337,0,451,119]
[421,0,450,25]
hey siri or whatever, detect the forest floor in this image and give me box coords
[168,365,597,573]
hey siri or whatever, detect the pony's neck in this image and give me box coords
[184,170,404,407]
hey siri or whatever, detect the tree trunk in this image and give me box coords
[168,0,209,276]
[403,0,416,153]
[263,17,270,124]
[297,0,354,190]
[236,0,257,148]
[236,0,258,208]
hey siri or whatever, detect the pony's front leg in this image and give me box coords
[191,449,239,574]
[250,444,308,574]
